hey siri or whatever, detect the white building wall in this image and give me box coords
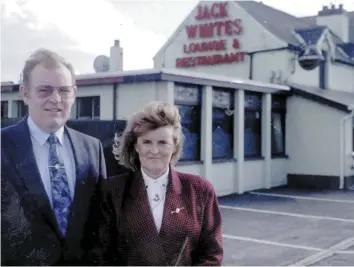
[243,161,265,191]
[344,118,354,176]
[328,62,354,93]
[116,82,158,120]
[289,60,320,88]
[154,0,286,79]
[271,159,288,187]
[286,95,347,176]
[252,50,294,84]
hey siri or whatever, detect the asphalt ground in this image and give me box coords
[217,187,354,266]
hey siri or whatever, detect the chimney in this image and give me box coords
[109,39,123,72]
[316,4,349,43]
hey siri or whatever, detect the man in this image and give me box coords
[1,49,107,265]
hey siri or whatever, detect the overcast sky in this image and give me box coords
[1,0,354,82]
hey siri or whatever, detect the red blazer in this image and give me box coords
[83,167,223,266]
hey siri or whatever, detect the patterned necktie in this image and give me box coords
[47,134,72,236]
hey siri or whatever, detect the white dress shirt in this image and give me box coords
[141,168,169,233]
[27,116,76,206]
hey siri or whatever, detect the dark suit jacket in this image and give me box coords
[83,167,223,266]
[1,117,107,266]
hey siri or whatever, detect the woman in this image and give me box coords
[83,101,223,266]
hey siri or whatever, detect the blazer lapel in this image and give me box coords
[64,127,90,238]
[6,118,62,237]
[124,170,169,266]
[159,167,189,265]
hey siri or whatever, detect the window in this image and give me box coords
[1,101,8,118]
[73,96,100,119]
[174,83,201,161]
[244,93,262,158]
[271,95,286,156]
[12,100,28,118]
[212,89,234,159]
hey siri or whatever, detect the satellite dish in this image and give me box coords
[93,55,110,73]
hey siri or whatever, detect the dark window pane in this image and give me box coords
[93,96,100,118]
[271,112,285,154]
[77,96,100,119]
[1,101,8,118]
[212,107,233,159]
[244,111,261,157]
[18,101,28,117]
[178,105,201,161]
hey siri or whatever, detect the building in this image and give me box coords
[1,1,354,194]
[152,1,354,191]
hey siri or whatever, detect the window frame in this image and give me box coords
[1,101,9,119]
[244,92,262,158]
[212,88,234,160]
[75,96,100,120]
[174,82,202,162]
[13,100,28,118]
[271,95,286,157]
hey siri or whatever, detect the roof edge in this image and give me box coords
[289,83,352,113]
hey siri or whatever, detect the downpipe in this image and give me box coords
[339,109,354,189]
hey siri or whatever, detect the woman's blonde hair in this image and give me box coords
[113,101,184,171]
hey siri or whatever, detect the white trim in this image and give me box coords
[336,46,352,60]
[291,30,306,45]
[318,28,336,59]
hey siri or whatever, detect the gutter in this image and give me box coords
[334,58,354,67]
[339,108,354,189]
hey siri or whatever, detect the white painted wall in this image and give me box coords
[289,60,320,88]
[154,0,285,78]
[344,118,354,176]
[252,50,294,84]
[286,95,349,177]
[271,158,288,187]
[210,162,237,196]
[116,82,158,120]
[174,163,203,177]
[328,62,354,93]
[243,160,265,191]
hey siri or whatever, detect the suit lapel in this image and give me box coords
[125,170,169,266]
[7,118,62,237]
[159,168,189,265]
[64,127,90,238]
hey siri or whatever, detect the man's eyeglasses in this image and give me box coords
[35,85,76,99]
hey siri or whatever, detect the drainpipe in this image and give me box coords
[112,83,118,120]
[339,109,354,189]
